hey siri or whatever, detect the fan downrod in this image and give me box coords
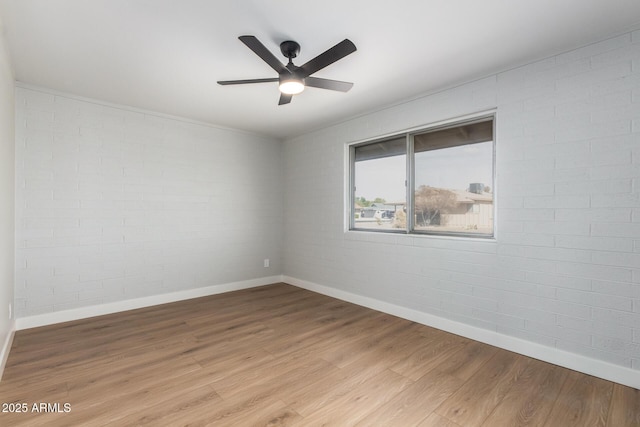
[280,40,300,61]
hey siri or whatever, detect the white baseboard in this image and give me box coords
[15,275,284,331]
[0,322,15,381]
[283,275,640,390]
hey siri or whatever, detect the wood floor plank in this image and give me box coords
[418,412,464,426]
[67,358,203,404]
[187,394,297,427]
[434,340,498,382]
[356,368,466,426]
[215,400,302,427]
[67,357,206,411]
[480,358,569,427]
[277,360,354,414]
[606,384,640,427]
[0,283,636,426]
[224,355,335,405]
[286,354,392,417]
[0,381,68,405]
[101,385,223,427]
[544,370,613,427]
[434,350,529,427]
[300,368,414,426]
[210,349,324,400]
[316,319,425,370]
[389,330,468,381]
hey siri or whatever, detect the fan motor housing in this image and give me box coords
[280,40,300,59]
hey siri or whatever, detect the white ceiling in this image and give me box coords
[1,1,639,140]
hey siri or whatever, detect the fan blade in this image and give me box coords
[305,77,353,92]
[217,78,278,85]
[239,35,289,75]
[278,93,293,105]
[299,39,356,78]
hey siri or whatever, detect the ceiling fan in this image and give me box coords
[217,35,357,105]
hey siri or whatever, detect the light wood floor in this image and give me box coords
[0,283,638,426]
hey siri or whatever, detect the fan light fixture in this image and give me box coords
[279,77,305,95]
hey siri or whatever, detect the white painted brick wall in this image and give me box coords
[283,29,640,371]
[15,87,283,317]
[0,29,15,347]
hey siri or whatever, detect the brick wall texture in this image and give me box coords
[283,30,640,370]
[15,89,283,317]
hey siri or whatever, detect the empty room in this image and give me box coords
[0,1,639,425]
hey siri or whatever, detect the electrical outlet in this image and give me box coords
[264,258,270,268]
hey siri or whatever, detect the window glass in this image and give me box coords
[414,141,493,235]
[353,137,406,231]
[413,120,493,236]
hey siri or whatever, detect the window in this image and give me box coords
[350,115,494,238]
[352,136,406,231]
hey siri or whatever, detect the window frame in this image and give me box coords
[348,111,496,239]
